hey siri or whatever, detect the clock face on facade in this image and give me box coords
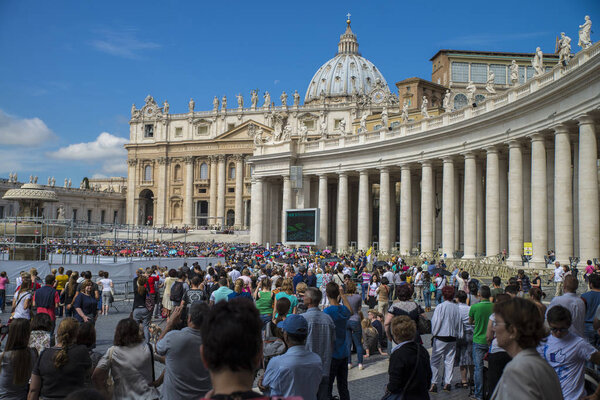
[372,89,385,104]
[146,108,154,116]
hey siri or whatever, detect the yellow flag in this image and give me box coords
[366,246,372,257]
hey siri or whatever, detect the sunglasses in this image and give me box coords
[550,327,569,333]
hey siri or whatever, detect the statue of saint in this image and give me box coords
[381,107,389,128]
[29,175,33,183]
[443,90,452,112]
[359,112,368,132]
[251,90,258,109]
[13,173,17,182]
[280,91,288,107]
[421,96,430,118]
[558,32,572,66]
[131,104,136,117]
[466,81,477,105]
[486,70,496,94]
[51,177,55,187]
[319,90,326,104]
[293,90,300,107]
[64,178,68,187]
[163,100,169,114]
[263,91,271,108]
[579,15,593,49]
[189,98,195,112]
[299,125,308,142]
[253,128,264,145]
[401,101,409,122]
[221,96,227,111]
[8,172,13,182]
[236,93,244,108]
[57,205,65,220]
[68,179,72,188]
[510,60,519,85]
[338,119,346,134]
[532,47,544,76]
[282,123,292,141]
[47,176,51,186]
[33,176,37,184]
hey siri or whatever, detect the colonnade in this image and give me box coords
[250,116,599,264]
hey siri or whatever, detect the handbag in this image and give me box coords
[429,282,436,292]
[381,343,421,400]
[417,314,432,334]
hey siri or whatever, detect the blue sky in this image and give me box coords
[0,0,597,184]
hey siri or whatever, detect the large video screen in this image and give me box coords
[285,208,319,245]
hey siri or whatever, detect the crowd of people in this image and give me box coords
[1,247,600,399]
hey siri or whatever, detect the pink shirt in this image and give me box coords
[0,276,7,290]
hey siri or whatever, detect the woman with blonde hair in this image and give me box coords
[0,318,37,398]
[28,318,92,399]
[274,278,298,315]
[228,278,253,301]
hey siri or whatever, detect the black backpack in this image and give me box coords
[170,281,184,303]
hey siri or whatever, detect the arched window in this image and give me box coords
[144,165,152,182]
[453,94,468,110]
[173,164,182,181]
[475,94,486,106]
[200,163,208,179]
[228,163,236,180]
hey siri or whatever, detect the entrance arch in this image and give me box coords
[226,209,235,227]
[138,189,154,226]
[196,200,208,226]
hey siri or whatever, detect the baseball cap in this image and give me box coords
[277,314,308,335]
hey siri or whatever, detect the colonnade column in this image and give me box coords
[209,156,218,222]
[379,168,391,252]
[156,156,168,226]
[578,116,599,262]
[463,153,477,258]
[554,125,573,264]
[281,175,292,242]
[442,158,455,257]
[357,170,370,250]
[530,134,548,263]
[126,159,137,225]
[216,155,226,226]
[250,178,264,244]
[336,172,349,252]
[486,147,500,257]
[234,156,244,228]
[318,174,328,248]
[420,161,433,254]
[183,156,194,226]
[399,165,412,255]
[507,142,523,263]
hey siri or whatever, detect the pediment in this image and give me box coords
[214,120,272,142]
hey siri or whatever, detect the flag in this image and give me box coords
[366,246,373,263]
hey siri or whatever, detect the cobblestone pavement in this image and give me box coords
[0,278,577,400]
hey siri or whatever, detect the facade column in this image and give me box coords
[234,156,244,229]
[156,156,168,227]
[379,168,391,252]
[578,116,599,263]
[281,175,292,242]
[463,153,477,258]
[420,161,434,254]
[250,178,264,244]
[357,170,370,250]
[216,155,226,226]
[209,156,218,223]
[318,174,328,248]
[183,156,194,226]
[554,125,573,264]
[486,147,500,257]
[126,159,137,225]
[399,165,412,255]
[337,172,349,252]
[442,158,455,257]
[476,159,485,256]
[531,134,548,263]
[508,141,524,263]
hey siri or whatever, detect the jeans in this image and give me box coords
[152,292,161,318]
[361,283,369,302]
[346,319,364,365]
[133,307,152,343]
[316,375,329,400]
[328,357,350,400]
[472,342,488,400]
[423,290,431,309]
[585,323,599,347]
[0,289,5,311]
[435,290,443,305]
[260,314,272,327]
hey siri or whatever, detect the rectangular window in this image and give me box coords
[451,62,469,83]
[228,188,235,193]
[144,124,154,138]
[334,119,342,129]
[470,63,487,83]
[526,66,534,80]
[197,125,208,135]
[175,127,183,137]
[101,210,106,224]
[304,120,315,131]
[113,210,118,224]
[198,188,207,194]
[489,64,507,84]
[519,66,527,83]
[87,209,92,223]
[545,66,552,73]
[72,209,77,220]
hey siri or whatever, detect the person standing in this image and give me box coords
[469,285,494,400]
[344,281,364,370]
[33,275,60,333]
[324,282,352,400]
[429,286,463,393]
[581,273,600,346]
[547,275,585,338]
[550,261,566,297]
[516,269,531,298]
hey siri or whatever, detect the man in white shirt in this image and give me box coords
[538,305,600,400]
[550,261,565,297]
[383,267,395,301]
[228,267,241,282]
[429,286,464,392]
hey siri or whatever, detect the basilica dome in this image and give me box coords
[304,19,391,104]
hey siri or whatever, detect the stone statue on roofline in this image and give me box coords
[163,100,169,114]
[359,112,368,132]
[510,60,519,85]
[221,96,227,111]
[236,93,244,108]
[251,90,258,109]
[401,101,409,122]
[558,32,572,66]
[51,177,55,187]
[486,70,496,94]
[466,81,476,105]
[263,91,271,109]
[293,90,300,107]
[381,107,388,128]
[579,16,592,49]
[189,98,195,112]
[532,47,544,76]
[338,119,346,135]
[421,96,430,118]
[281,91,288,107]
[443,90,452,113]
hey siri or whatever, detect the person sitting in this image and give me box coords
[385,315,432,400]
[259,314,323,400]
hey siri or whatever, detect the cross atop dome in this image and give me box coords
[338,14,359,55]
[346,12,351,26]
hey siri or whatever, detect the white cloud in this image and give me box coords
[48,132,127,161]
[91,173,108,179]
[0,109,55,146]
[101,160,127,175]
[91,28,160,59]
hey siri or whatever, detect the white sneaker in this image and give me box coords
[347,363,353,370]
[358,364,364,370]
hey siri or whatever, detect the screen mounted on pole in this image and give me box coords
[285,208,319,245]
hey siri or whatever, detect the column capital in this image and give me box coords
[208,155,218,163]
[399,164,411,172]
[528,132,546,142]
[462,151,476,160]
[508,140,522,149]
[359,169,369,176]
[379,167,390,173]
[577,114,596,126]
[217,155,226,162]
[127,159,138,166]
[442,156,455,164]
[419,159,433,167]
[338,171,349,178]
[184,156,194,164]
[318,173,329,179]
[157,156,169,165]
[251,177,264,183]
[552,123,571,135]
[232,154,245,163]
[484,145,499,154]
[282,175,291,182]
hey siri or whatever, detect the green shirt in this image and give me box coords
[256,290,274,315]
[469,300,494,345]
[490,287,503,299]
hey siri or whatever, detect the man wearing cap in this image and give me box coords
[259,314,323,400]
